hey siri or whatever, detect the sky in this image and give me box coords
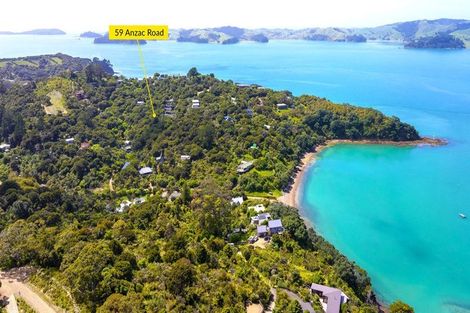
[1,0,469,33]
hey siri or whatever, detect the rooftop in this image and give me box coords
[268,219,283,229]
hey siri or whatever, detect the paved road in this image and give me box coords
[1,271,58,313]
[280,288,315,313]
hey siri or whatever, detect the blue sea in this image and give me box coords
[1,35,470,313]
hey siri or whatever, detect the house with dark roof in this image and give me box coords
[251,213,271,225]
[268,219,284,234]
[257,225,268,237]
[310,283,349,313]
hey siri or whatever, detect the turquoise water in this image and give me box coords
[1,35,470,312]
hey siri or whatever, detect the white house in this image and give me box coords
[248,204,266,213]
[231,197,244,206]
[65,138,75,144]
[139,167,153,175]
[136,100,145,105]
[0,143,11,152]
[191,99,200,108]
[237,161,254,174]
[181,155,191,161]
[310,283,349,313]
[276,103,289,110]
[116,200,132,213]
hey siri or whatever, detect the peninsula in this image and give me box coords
[0,54,416,312]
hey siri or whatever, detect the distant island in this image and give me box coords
[170,19,470,48]
[0,28,65,35]
[80,31,102,38]
[405,33,465,49]
[93,32,147,45]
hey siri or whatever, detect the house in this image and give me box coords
[75,90,85,100]
[237,161,254,174]
[121,162,130,170]
[136,100,145,105]
[116,200,132,213]
[264,124,271,130]
[123,140,132,151]
[169,191,181,201]
[80,141,90,150]
[163,99,175,116]
[248,204,266,213]
[156,152,164,163]
[231,97,237,104]
[268,219,284,234]
[139,167,153,175]
[257,225,268,237]
[224,115,232,122]
[0,143,11,152]
[65,138,75,144]
[250,143,258,150]
[310,283,349,313]
[251,213,271,225]
[231,197,244,206]
[246,108,254,117]
[133,197,146,205]
[181,155,191,161]
[236,83,251,88]
[277,103,289,110]
[191,99,200,108]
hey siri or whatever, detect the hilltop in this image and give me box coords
[80,31,102,38]
[0,54,418,312]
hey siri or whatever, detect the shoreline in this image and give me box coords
[277,137,446,208]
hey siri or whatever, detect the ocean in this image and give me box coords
[1,35,470,312]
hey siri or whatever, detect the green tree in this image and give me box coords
[390,300,414,313]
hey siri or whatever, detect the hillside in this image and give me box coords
[80,31,102,38]
[94,33,147,45]
[0,54,112,83]
[0,28,65,35]
[171,19,470,47]
[0,54,418,312]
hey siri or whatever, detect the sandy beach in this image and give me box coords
[277,137,446,208]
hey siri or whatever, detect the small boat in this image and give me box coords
[459,213,467,219]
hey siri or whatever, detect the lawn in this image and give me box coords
[43,90,67,115]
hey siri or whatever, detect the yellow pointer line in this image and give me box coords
[136,40,156,118]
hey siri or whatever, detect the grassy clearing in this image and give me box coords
[50,57,63,65]
[43,90,67,115]
[0,61,7,68]
[14,60,39,68]
[246,190,282,198]
[16,297,37,313]
[255,170,275,178]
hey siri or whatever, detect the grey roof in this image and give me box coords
[310,283,348,313]
[258,213,271,220]
[268,219,283,229]
[122,162,130,170]
[257,225,268,234]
